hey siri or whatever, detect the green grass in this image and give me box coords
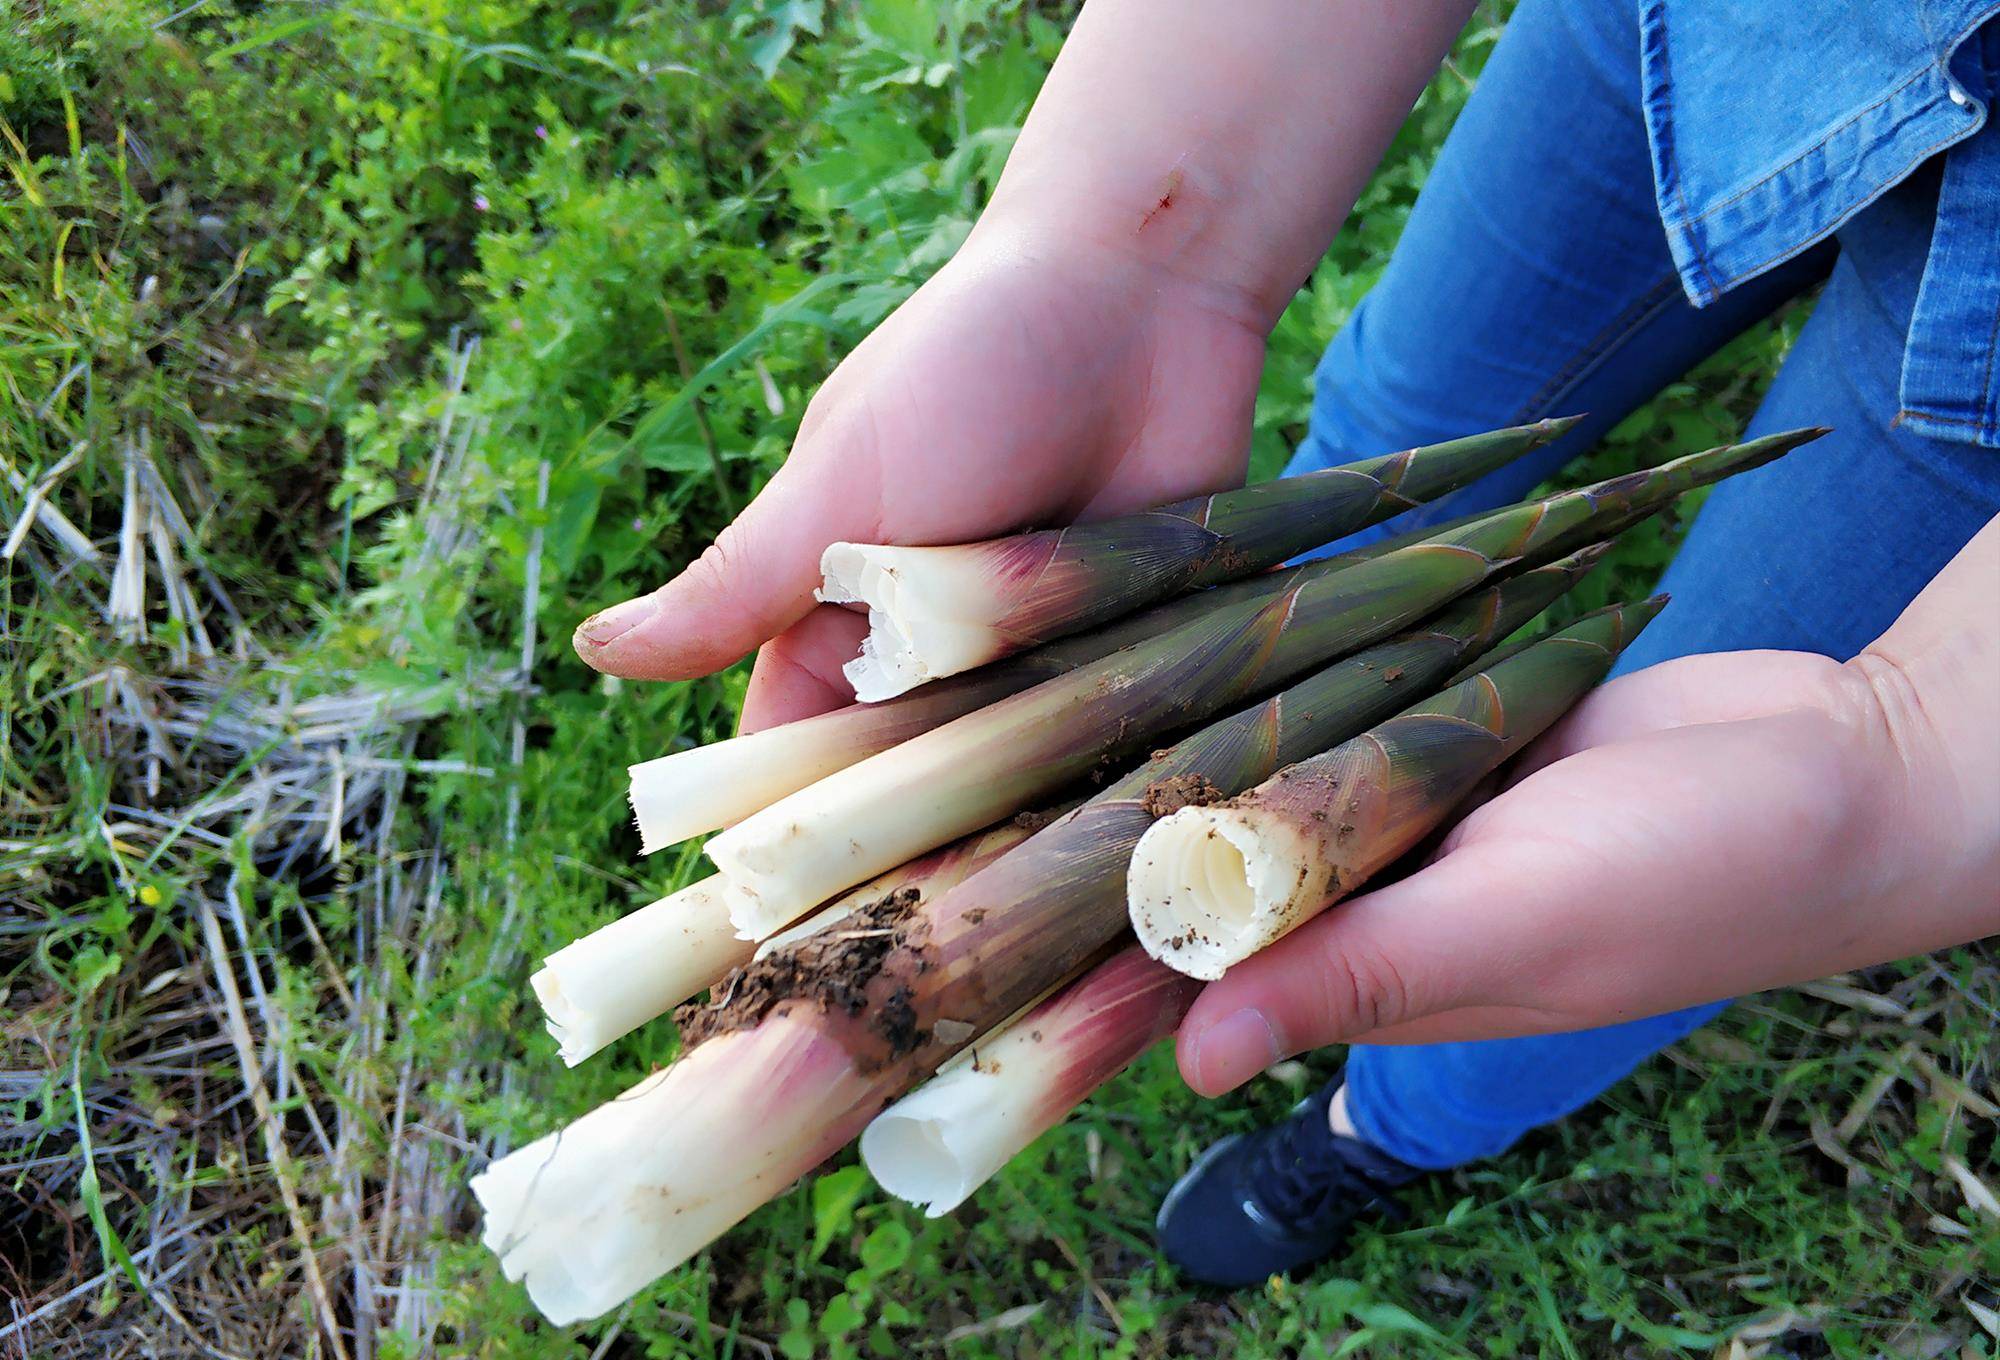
[2,3,1994,1357]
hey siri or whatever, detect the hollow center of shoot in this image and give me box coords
[1183,822,1259,929]
[862,1113,968,1211]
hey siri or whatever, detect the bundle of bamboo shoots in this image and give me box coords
[474,423,1824,1323]
[627,418,1571,849]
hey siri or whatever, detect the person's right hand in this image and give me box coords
[1171,516,2000,1095]
[572,221,1269,732]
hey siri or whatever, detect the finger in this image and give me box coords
[1333,1003,1587,1047]
[573,448,887,682]
[1174,842,1528,1096]
[739,606,869,733]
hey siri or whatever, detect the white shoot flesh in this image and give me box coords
[1125,807,1325,980]
[472,1014,881,1325]
[530,877,747,1066]
[819,542,1008,701]
[860,1050,1016,1218]
[628,722,857,854]
[706,694,1079,938]
[861,950,1196,1216]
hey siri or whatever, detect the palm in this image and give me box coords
[1393,696,1862,1035]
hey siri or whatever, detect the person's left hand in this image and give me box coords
[1173,640,1999,1096]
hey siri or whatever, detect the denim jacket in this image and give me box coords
[1642,1,2000,446]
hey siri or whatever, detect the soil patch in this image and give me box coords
[1141,772,1227,818]
[676,887,931,1063]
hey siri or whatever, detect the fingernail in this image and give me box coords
[575,593,658,649]
[1192,1008,1281,1090]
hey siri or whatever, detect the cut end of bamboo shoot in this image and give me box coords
[628,717,869,854]
[474,1013,886,1324]
[820,542,1002,700]
[531,877,750,1065]
[627,748,731,854]
[529,965,591,1067]
[859,1067,995,1217]
[1127,808,1324,980]
[1130,597,1668,980]
[861,948,1198,1216]
[714,864,786,940]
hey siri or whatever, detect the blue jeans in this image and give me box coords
[1287,0,2000,1170]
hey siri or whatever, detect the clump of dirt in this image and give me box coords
[875,986,919,1056]
[675,887,931,1062]
[1142,772,1227,818]
[1011,807,1059,833]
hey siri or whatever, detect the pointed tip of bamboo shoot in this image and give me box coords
[1561,538,1615,572]
[1127,808,1313,980]
[1733,425,1832,463]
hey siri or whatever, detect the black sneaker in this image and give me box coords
[1155,1077,1422,1287]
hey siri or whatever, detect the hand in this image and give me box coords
[572,223,1266,731]
[1175,600,2000,1096]
[571,0,1487,732]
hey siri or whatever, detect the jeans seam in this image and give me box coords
[1906,266,2000,440]
[1978,258,2000,441]
[1643,0,1723,302]
[1900,408,1987,425]
[1712,122,1983,289]
[1683,60,1943,224]
[1510,273,1684,424]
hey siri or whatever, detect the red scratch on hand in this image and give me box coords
[1139,164,1186,232]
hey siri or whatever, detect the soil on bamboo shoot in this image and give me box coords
[1140,772,1228,818]
[676,887,948,1070]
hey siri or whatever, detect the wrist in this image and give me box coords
[960,0,1479,334]
[966,160,1296,336]
[947,190,1280,356]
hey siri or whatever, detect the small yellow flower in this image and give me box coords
[138,883,163,907]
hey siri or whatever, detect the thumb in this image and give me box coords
[1172,847,1520,1097]
[573,448,884,681]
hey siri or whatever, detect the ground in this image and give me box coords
[2,3,1995,1358]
